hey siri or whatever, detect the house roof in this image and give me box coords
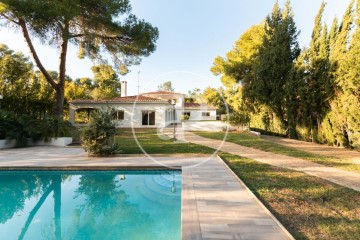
[69,95,169,104]
[184,103,217,110]
[141,91,184,95]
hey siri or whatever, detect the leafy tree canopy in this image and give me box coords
[157,81,174,92]
[0,44,55,116]
[201,87,227,114]
[0,0,159,117]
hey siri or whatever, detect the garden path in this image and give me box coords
[261,135,360,164]
[185,132,360,192]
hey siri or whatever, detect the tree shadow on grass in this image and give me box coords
[220,154,360,240]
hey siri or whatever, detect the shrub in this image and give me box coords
[0,113,29,147]
[222,112,250,130]
[0,110,9,140]
[29,115,71,142]
[0,110,71,147]
[80,108,119,156]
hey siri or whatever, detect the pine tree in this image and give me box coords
[210,23,265,113]
[0,0,159,118]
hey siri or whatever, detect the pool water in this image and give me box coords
[0,170,181,240]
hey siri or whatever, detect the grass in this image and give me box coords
[219,153,360,240]
[196,131,360,174]
[114,128,214,154]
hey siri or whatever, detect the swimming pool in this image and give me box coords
[0,170,182,240]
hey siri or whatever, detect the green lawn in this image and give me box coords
[196,131,360,174]
[114,128,214,154]
[219,153,360,240]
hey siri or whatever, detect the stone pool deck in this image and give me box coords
[0,147,292,240]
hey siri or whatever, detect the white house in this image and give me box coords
[68,82,217,128]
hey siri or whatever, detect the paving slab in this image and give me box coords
[0,146,292,240]
[184,132,360,192]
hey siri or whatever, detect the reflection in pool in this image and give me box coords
[0,170,181,240]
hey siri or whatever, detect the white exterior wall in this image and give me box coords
[177,109,217,121]
[114,103,169,128]
[70,102,170,128]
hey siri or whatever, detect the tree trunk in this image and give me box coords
[55,21,70,119]
[19,18,57,89]
[55,86,65,118]
[18,183,54,240]
[19,17,69,119]
[53,175,62,240]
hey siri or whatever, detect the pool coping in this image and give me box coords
[216,155,295,240]
[0,166,181,171]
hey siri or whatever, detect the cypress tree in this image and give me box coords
[310,2,326,54]
[328,0,356,147]
[341,0,360,95]
[300,2,332,141]
[253,0,300,135]
[331,0,354,64]
[334,0,360,148]
[329,17,339,52]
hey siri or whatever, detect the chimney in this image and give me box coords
[121,81,127,97]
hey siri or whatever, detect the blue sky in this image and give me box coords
[0,0,350,95]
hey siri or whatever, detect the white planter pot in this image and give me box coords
[30,137,73,147]
[0,139,16,149]
[0,137,73,149]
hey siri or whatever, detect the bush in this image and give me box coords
[0,110,71,147]
[80,108,119,156]
[0,112,29,147]
[28,115,71,142]
[222,112,250,130]
[0,110,9,140]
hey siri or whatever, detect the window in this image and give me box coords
[182,112,191,117]
[142,111,155,125]
[202,112,210,117]
[112,110,125,120]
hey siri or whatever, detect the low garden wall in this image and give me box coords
[0,137,73,149]
[0,139,16,149]
[30,137,73,147]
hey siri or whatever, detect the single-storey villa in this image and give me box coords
[69,82,217,128]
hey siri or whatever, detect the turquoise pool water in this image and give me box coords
[0,170,181,240]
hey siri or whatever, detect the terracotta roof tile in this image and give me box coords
[141,91,184,95]
[69,95,169,104]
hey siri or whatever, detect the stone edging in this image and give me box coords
[216,155,295,240]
